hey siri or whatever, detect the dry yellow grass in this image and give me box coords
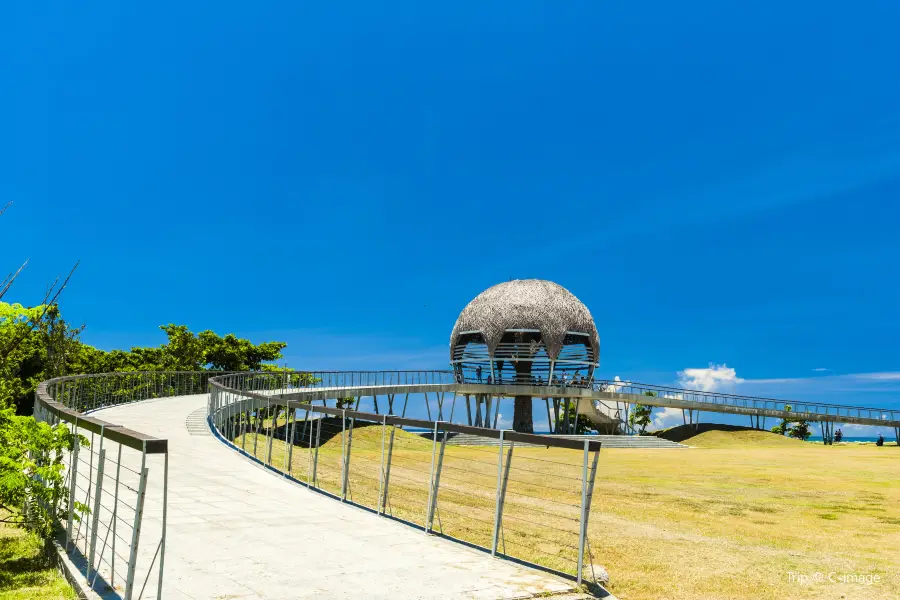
[234,422,900,600]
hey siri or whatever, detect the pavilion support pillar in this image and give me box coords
[511,360,534,433]
[545,398,553,433]
[553,399,561,433]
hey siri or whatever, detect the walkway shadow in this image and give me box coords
[52,533,122,600]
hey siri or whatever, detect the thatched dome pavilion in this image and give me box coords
[450,280,600,387]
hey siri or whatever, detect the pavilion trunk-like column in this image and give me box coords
[512,360,534,433]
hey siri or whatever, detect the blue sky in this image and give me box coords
[4,1,900,431]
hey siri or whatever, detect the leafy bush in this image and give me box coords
[0,406,88,537]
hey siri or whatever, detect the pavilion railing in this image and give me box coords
[208,371,603,585]
[33,371,225,600]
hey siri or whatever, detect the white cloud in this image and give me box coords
[651,407,683,430]
[744,371,900,386]
[678,364,742,392]
[812,368,829,372]
[852,372,900,381]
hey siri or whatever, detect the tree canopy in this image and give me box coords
[0,302,288,414]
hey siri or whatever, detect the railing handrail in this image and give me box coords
[208,377,601,452]
[206,370,898,424]
[34,371,236,452]
[592,379,898,416]
[35,369,898,436]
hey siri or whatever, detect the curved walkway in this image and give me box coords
[94,394,580,600]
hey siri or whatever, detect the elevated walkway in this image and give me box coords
[92,394,585,600]
[280,380,899,430]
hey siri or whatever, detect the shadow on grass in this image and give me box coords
[0,526,78,599]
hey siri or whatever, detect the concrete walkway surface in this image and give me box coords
[93,395,580,600]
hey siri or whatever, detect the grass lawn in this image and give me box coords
[0,513,76,600]
[234,423,900,600]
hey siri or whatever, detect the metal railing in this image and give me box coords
[592,379,900,426]
[33,371,224,600]
[276,370,898,427]
[208,371,603,584]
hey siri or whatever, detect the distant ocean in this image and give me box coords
[807,436,898,443]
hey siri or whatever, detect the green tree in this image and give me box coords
[335,397,356,409]
[0,303,48,414]
[40,305,84,379]
[559,401,597,434]
[629,405,652,434]
[2,305,291,415]
[788,420,812,441]
[198,330,286,371]
[159,324,205,370]
[629,394,655,435]
[0,405,89,537]
[771,404,793,436]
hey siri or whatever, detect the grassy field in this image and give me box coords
[0,513,76,600]
[235,423,900,600]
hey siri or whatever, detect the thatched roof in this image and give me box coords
[450,280,599,361]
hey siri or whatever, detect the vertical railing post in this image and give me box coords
[124,449,149,600]
[230,391,238,442]
[425,421,439,531]
[87,447,106,580]
[380,423,396,515]
[312,412,322,487]
[377,415,387,513]
[286,403,296,476]
[341,416,354,501]
[157,450,169,600]
[491,430,512,556]
[426,427,448,534]
[66,420,80,549]
[110,444,122,588]
[240,385,248,451]
[577,440,600,584]
[252,395,260,457]
[266,398,274,466]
